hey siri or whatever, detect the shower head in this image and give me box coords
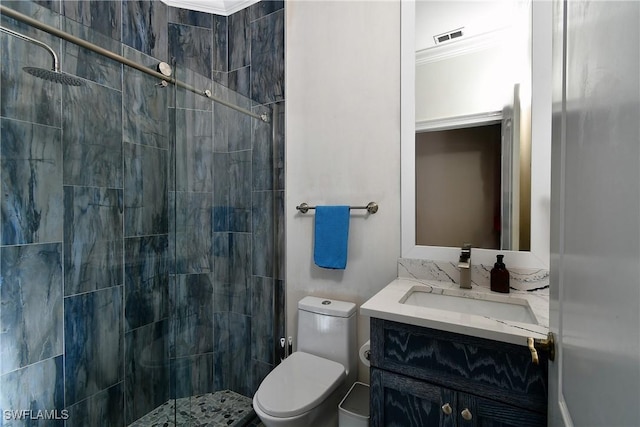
[22,66,84,86]
[1,25,84,86]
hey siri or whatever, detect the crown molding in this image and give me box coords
[160,0,260,16]
[416,28,509,66]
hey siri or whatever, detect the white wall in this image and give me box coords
[285,0,401,382]
[414,0,531,122]
[415,45,514,122]
[415,0,529,51]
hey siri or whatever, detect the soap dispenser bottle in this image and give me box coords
[490,255,510,293]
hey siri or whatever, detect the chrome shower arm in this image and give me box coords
[0,26,59,71]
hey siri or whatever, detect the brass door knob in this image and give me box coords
[527,337,539,364]
[527,332,556,365]
[441,403,452,415]
[461,408,473,421]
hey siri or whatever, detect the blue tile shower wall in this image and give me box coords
[0,1,284,426]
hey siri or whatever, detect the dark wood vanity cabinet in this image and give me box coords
[370,318,548,427]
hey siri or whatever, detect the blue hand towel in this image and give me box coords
[314,206,350,269]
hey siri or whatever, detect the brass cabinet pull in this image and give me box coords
[461,408,473,421]
[441,403,452,415]
[527,332,556,365]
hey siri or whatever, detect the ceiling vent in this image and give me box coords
[434,28,465,45]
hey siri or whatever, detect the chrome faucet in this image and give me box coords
[458,244,472,289]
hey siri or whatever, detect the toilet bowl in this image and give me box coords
[253,352,346,427]
[253,296,357,427]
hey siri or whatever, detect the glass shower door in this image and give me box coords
[0,2,283,426]
[169,62,261,426]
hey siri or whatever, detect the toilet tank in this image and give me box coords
[297,296,357,381]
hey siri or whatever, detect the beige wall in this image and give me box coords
[285,1,401,382]
[415,125,502,249]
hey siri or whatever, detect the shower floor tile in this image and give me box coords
[128,390,255,427]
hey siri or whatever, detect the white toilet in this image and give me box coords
[253,296,357,427]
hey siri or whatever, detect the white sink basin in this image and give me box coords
[401,287,538,325]
[360,279,549,345]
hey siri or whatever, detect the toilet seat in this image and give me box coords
[254,352,346,418]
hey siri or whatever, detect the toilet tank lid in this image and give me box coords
[298,296,356,317]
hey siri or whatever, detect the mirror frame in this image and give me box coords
[401,0,552,269]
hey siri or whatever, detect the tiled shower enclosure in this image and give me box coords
[0,0,284,425]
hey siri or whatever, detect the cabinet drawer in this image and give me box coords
[370,318,548,414]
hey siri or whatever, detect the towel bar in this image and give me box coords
[296,202,378,214]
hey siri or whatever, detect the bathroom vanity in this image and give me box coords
[361,276,550,427]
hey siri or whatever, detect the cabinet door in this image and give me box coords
[457,392,547,427]
[371,318,548,414]
[371,368,456,427]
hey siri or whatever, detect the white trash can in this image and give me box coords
[338,382,370,427]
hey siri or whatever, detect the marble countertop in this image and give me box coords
[360,277,550,347]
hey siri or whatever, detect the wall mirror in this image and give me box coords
[401,0,551,269]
